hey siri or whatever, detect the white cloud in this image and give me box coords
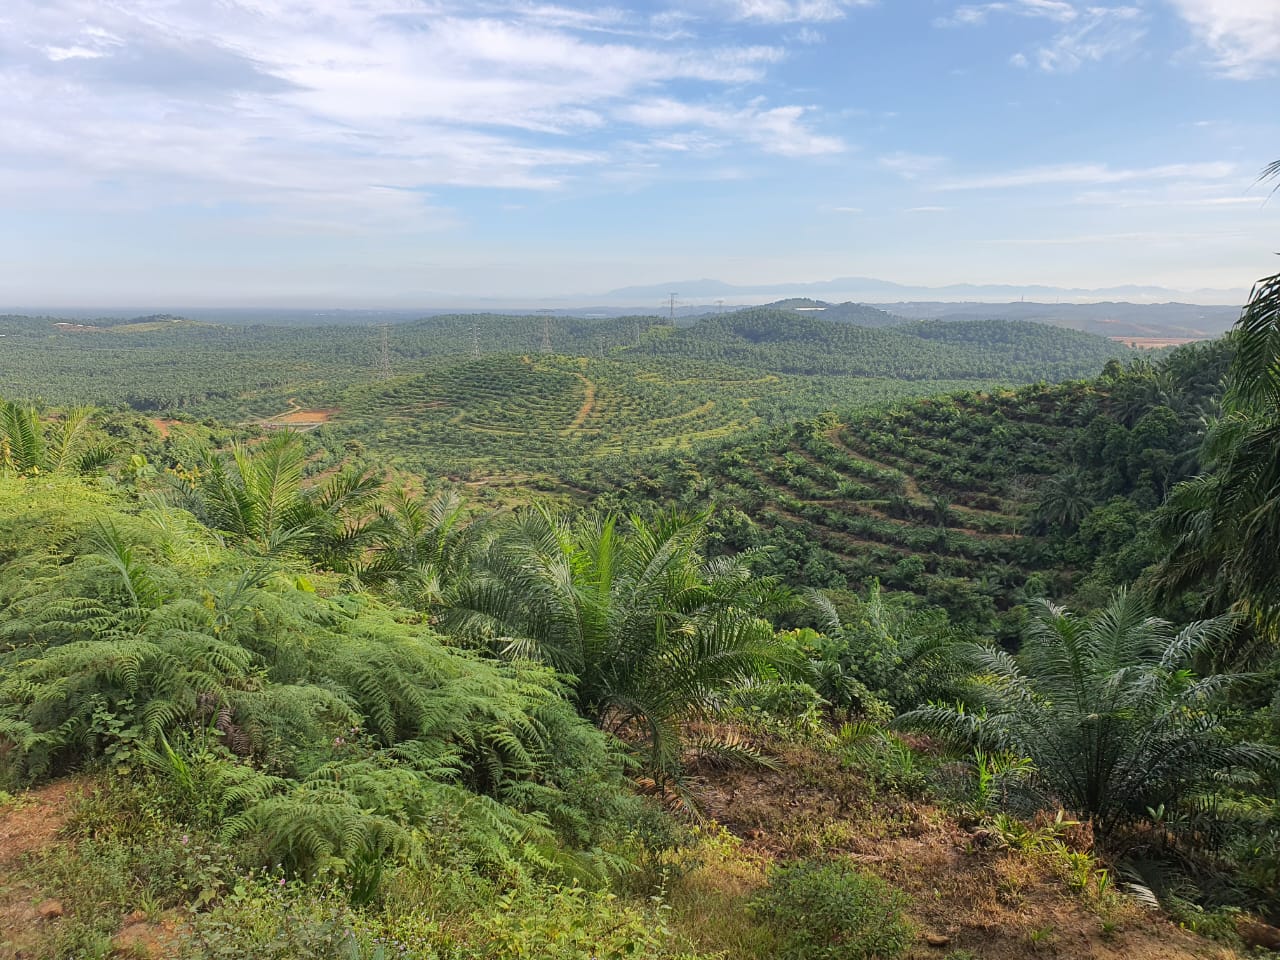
[938,1,1145,72]
[620,98,846,156]
[717,0,873,23]
[1166,0,1280,78]
[1033,5,1144,71]
[788,26,826,43]
[0,0,841,232]
[936,0,1079,28]
[939,161,1236,190]
[879,152,946,179]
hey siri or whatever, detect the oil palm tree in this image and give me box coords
[901,592,1274,837]
[354,487,484,608]
[173,431,382,564]
[1030,468,1094,534]
[443,506,799,780]
[1153,161,1280,644]
[0,401,112,475]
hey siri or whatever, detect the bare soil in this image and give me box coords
[270,408,337,425]
[691,742,1238,960]
[0,780,85,960]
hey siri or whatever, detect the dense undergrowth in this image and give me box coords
[1,293,1278,958]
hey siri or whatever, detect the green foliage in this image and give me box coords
[184,866,696,960]
[0,308,1132,487]
[836,722,930,798]
[901,592,1277,837]
[751,859,913,960]
[0,399,109,476]
[593,353,1228,634]
[446,506,800,782]
[0,474,649,899]
[1154,264,1280,645]
[170,430,383,564]
[25,780,239,958]
[804,582,959,712]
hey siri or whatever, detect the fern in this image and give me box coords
[0,475,645,899]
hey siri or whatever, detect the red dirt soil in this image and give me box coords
[1,780,86,960]
[691,743,1239,960]
[270,408,337,425]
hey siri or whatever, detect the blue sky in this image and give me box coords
[1,0,1277,306]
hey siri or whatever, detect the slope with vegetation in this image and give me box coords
[3,209,1280,958]
[589,341,1229,637]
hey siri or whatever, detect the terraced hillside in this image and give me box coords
[697,386,1097,626]
[322,354,995,480]
[593,343,1228,632]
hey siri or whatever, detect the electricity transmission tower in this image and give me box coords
[377,324,393,380]
[539,311,553,354]
[471,320,481,359]
[667,292,678,324]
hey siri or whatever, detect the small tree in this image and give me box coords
[902,592,1276,837]
[444,507,798,781]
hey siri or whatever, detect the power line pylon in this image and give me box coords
[667,292,678,325]
[377,324,393,381]
[540,313,553,354]
[471,320,481,359]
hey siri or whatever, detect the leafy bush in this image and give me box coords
[0,476,652,899]
[902,592,1278,838]
[751,859,912,960]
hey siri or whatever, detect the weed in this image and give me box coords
[751,858,913,960]
[1026,925,1056,950]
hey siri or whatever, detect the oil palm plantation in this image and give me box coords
[902,592,1274,837]
[444,507,799,781]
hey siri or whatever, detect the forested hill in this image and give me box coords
[627,308,1131,380]
[588,340,1231,637]
[0,307,1131,428]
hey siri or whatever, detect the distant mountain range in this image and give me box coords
[602,277,1246,308]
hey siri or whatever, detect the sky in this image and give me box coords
[1,0,1278,307]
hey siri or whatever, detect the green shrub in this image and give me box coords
[751,859,912,960]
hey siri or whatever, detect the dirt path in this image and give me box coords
[0,780,82,870]
[822,426,1022,525]
[761,442,1019,544]
[823,426,927,501]
[564,374,597,434]
[0,779,85,960]
[756,500,912,560]
[250,398,338,431]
